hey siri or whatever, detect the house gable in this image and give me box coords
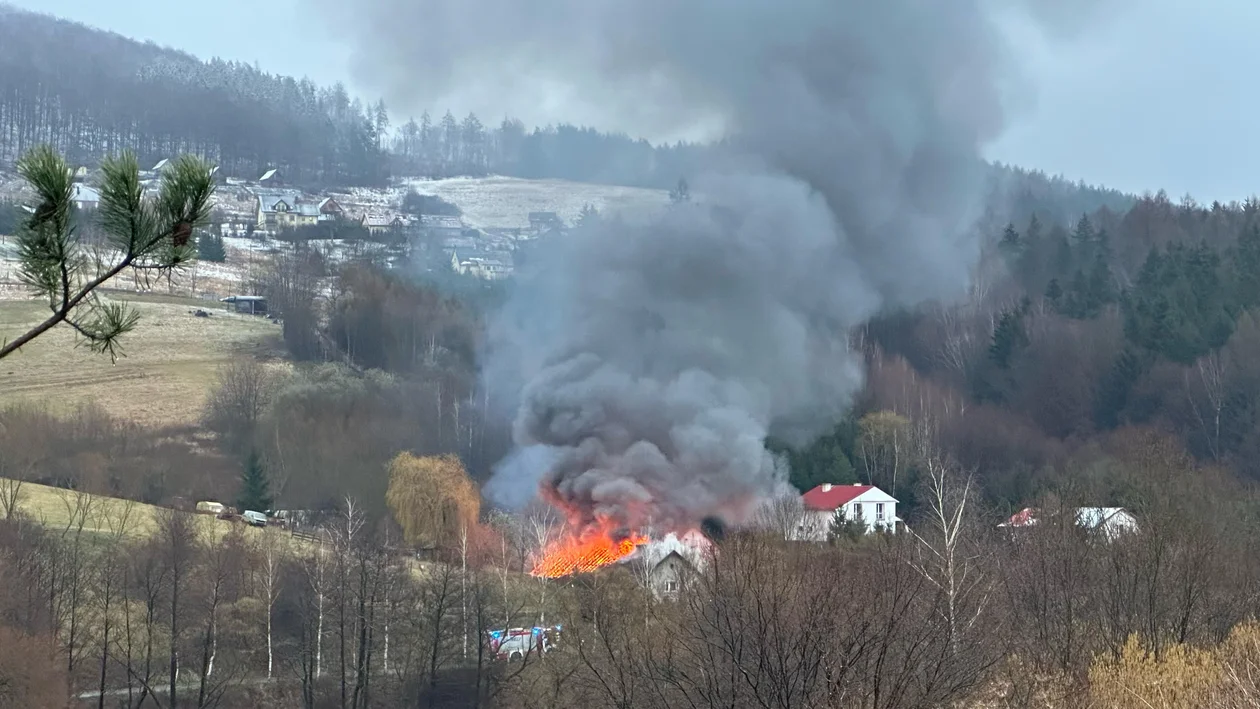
[798,483,900,539]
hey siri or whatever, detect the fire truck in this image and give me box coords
[487,625,562,661]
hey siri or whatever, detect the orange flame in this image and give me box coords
[531,527,650,578]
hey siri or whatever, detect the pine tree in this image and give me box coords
[2,147,215,362]
[1071,214,1095,248]
[828,507,867,544]
[238,450,272,513]
[999,222,1022,263]
[1026,213,1042,244]
[1095,348,1144,429]
[1085,255,1117,311]
[669,177,690,203]
[1232,226,1260,309]
[989,299,1031,369]
[197,232,226,262]
[1044,277,1064,305]
[577,203,600,228]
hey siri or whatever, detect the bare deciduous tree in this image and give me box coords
[203,360,284,456]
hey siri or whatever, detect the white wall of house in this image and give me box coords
[648,553,690,599]
[797,488,899,542]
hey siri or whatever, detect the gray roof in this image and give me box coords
[294,203,322,217]
[456,249,513,267]
[365,214,405,227]
[256,191,302,213]
[420,215,463,229]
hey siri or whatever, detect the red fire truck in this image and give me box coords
[487,626,562,661]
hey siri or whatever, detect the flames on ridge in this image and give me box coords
[530,525,650,578]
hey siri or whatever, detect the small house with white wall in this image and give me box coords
[71,183,101,210]
[999,506,1138,540]
[797,483,900,541]
[632,530,711,599]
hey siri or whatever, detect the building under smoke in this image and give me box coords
[309,0,1117,537]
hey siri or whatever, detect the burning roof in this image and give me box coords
[531,526,649,578]
[529,524,717,580]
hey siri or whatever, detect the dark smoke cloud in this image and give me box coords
[312,0,1111,532]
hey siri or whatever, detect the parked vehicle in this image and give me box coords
[487,626,561,661]
[242,510,268,527]
[196,501,226,515]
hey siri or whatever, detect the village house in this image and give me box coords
[441,235,482,253]
[528,211,562,232]
[450,248,513,280]
[795,483,901,541]
[70,183,100,210]
[258,168,282,188]
[255,192,342,230]
[999,506,1139,540]
[634,531,711,600]
[418,214,464,241]
[363,214,408,236]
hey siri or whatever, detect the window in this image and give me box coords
[876,503,885,521]
[664,580,678,593]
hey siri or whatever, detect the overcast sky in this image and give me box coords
[11,0,1260,202]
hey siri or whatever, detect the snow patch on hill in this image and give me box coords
[399,176,669,229]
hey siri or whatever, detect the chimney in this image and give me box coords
[821,483,833,492]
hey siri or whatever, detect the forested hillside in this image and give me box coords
[0,4,390,186]
[771,190,1260,515]
[0,4,1138,205]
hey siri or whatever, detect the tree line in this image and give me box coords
[4,418,1260,708]
[0,6,387,187]
[0,6,1145,203]
[765,189,1260,515]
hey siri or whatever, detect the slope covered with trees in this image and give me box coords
[0,4,389,186]
[770,190,1260,519]
[0,4,1142,204]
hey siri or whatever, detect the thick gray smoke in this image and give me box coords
[311,0,1109,533]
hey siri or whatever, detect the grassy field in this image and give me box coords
[7,477,249,542]
[0,291,284,427]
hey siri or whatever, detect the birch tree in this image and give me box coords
[907,452,992,654]
[258,526,287,680]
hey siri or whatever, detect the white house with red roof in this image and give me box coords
[796,483,900,541]
[999,506,1138,540]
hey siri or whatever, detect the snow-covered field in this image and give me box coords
[397,176,670,229]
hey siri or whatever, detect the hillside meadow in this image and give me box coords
[0,292,283,427]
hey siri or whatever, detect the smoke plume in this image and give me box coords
[313,0,1105,532]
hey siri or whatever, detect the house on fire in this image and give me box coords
[795,483,901,541]
[633,531,711,600]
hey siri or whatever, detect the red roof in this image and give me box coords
[1002,508,1037,527]
[802,484,875,511]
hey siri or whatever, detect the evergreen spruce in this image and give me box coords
[999,222,1022,258]
[197,231,227,262]
[1071,214,1096,248]
[989,299,1031,370]
[669,177,690,203]
[1044,277,1064,305]
[238,450,273,513]
[828,507,867,544]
